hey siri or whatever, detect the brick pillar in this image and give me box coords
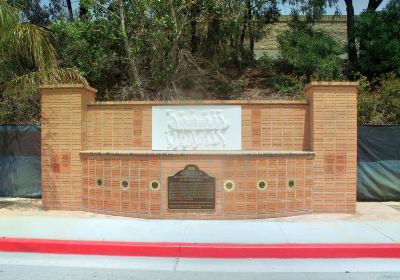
[305,82,357,213]
[41,84,96,210]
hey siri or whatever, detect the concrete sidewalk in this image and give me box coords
[1,200,400,244]
[0,199,400,258]
[1,216,400,244]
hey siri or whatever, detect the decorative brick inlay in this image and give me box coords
[40,82,357,219]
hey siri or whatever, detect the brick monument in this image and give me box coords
[40,82,357,219]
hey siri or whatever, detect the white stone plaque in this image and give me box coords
[152,105,241,151]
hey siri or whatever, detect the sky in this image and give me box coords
[279,0,390,15]
[65,0,391,16]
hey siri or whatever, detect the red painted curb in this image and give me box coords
[1,238,400,258]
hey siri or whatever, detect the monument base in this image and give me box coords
[77,150,333,220]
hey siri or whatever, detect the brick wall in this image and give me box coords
[80,154,314,219]
[85,102,310,151]
[305,83,358,213]
[40,82,357,219]
[41,85,95,210]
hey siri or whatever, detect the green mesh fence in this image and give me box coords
[0,125,41,197]
[358,126,400,201]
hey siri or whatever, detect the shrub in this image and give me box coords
[267,74,306,99]
[358,73,400,125]
[257,54,276,74]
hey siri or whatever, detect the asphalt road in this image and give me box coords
[2,265,400,280]
[1,253,400,280]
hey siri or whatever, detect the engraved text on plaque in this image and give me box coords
[168,165,215,209]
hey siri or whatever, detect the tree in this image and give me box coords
[238,0,279,55]
[47,0,66,21]
[367,0,384,10]
[7,0,50,25]
[345,0,384,79]
[355,0,400,78]
[46,0,347,104]
[79,0,89,20]
[117,0,143,98]
[344,0,357,78]
[189,0,200,54]
[66,0,73,20]
[0,0,85,124]
[289,0,338,22]
[277,18,344,80]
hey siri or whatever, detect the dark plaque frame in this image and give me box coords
[168,165,215,210]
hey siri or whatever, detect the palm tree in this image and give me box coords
[0,0,85,123]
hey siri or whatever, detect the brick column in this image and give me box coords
[41,84,96,210]
[305,82,358,213]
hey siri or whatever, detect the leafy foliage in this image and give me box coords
[0,0,85,124]
[277,18,344,80]
[355,0,400,78]
[257,54,306,98]
[51,19,122,100]
[50,0,278,100]
[0,0,400,124]
[358,73,400,124]
[267,74,306,98]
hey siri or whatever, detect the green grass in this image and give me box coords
[254,49,279,59]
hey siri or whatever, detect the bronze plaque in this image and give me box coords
[168,165,215,209]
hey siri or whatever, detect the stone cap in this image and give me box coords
[88,100,309,106]
[80,150,315,158]
[40,84,97,93]
[304,81,359,94]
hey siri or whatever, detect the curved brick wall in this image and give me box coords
[80,153,314,219]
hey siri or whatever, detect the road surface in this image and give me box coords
[0,252,400,280]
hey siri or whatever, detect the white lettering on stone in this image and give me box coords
[152,106,241,151]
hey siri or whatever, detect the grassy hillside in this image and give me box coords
[255,17,347,58]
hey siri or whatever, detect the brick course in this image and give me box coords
[40,82,357,219]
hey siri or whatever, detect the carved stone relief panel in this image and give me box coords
[152,105,241,150]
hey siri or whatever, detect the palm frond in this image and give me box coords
[41,67,87,84]
[0,0,18,37]
[1,23,57,70]
[3,68,87,96]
